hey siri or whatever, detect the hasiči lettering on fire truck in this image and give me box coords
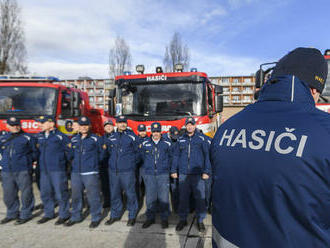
[218,128,308,157]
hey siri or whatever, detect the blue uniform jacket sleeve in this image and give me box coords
[29,135,38,162]
[62,134,72,162]
[171,141,179,174]
[97,136,105,163]
[202,138,212,175]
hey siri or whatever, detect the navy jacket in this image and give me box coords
[100,132,114,166]
[211,75,330,248]
[70,133,104,173]
[36,129,71,172]
[140,137,172,175]
[105,129,138,173]
[0,131,36,172]
[172,131,211,175]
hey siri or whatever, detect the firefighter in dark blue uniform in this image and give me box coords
[162,126,180,213]
[100,119,114,209]
[35,116,71,225]
[211,48,330,248]
[140,122,171,229]
[104,116,138,226]
[171,117,211,232]
[136,124,148,205]
[65,116,103,228]
[0,117,35,225]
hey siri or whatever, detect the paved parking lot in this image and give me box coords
[0,184,212,248]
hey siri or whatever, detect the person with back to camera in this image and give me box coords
[211,47,330,248]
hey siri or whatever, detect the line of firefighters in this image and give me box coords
[0,115,212,232]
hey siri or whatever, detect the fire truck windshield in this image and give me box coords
[121,82,205,118]
[0,86,56,116]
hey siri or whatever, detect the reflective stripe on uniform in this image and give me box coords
[212,225,239,248]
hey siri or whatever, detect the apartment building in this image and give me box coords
[209,75,255,106]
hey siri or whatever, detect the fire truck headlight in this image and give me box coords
[174,64,184,72]
[156,66,163,73]
[136,65,145,74]
[325,49,330,56]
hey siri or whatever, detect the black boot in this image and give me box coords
[142,219,155,229]
[176,220,187,231]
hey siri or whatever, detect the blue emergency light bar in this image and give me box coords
[0,75,60,81]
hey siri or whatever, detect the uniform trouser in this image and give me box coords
[178,174,206,223]
[143,174,170,221]
[2,171,35,219]
[170,178,179,212]
[136,166,144,204]
[70,173,102,222]
[40,171,70,219]
[109,170,138,219]
[100,163,110,208]
[205,177,212,209]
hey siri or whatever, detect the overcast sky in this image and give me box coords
[19,0,329,79]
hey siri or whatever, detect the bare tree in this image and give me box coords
[0,0,27,74]
[109,36,132,78]
[163,32,190,72]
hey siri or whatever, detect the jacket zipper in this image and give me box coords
[188,137,191,171]
[43,137,48,174]
[8,141,14,172]
[116,133,121,175]
[79,138,83,173]
[154,146,157,175]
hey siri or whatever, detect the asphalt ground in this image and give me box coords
[0,182,212,248]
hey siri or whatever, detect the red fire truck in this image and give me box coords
[255,49,330,112]
[0,76,106,135]
[108,65,223,137]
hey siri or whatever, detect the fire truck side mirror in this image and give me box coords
[108,88,116,116]
[255,69,264,89]
[214,85,223,113]
[70,91,81,117]
[109,88,116,98]
[108,99,115,116]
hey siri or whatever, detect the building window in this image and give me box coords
[222,78,229,83]
[232,96,240,103]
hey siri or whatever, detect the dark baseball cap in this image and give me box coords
[37,116,55,123]
[116,116,127,123]
[169,126,179,139]
[272,47,328,93]
[78,116,91,125]
[151,122,161,132]
[138,124,146,132]
[104,119,114,126]
[185,117,196,125]
[7,117,20,126]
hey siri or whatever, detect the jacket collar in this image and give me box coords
[257,75,315,105]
